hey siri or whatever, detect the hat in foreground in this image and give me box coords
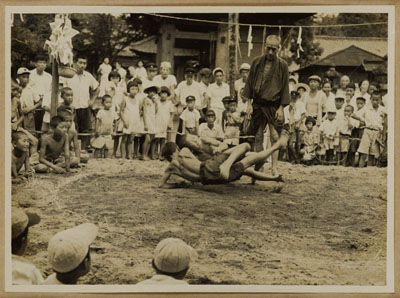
[17,67,30,76]
[48,223,98,273]
[154,238,197,273]
[12,207,40,239]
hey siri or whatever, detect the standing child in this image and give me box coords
[180,96,201,136]
[300,116,319,165]
[120,81,143,159]
[221,96,231,132]
[155,86,174,160]
[223,97,242,146]
[142,85,158,160]
[336,105,358,166]
[105,71,124,158]
[91,95,115,158]
[357,91,386,167]
[319,106,339,164]
[349,96,367,166]
[58,87,76,131]
[283,90,306,163]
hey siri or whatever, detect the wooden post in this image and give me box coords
[228,13,238,96]
[157,22,176,71]
[50,59,59,118]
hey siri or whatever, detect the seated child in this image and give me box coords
[357,91,386,167]
[223,97,242,146]
[136,238,197,285]
[34,116,72,174]
[159,133,288,188]
[180,95,201,136]
[319,106,339,164]
[155,86,174,160]
[57,107,88,165]
[44,223,98,285]
[283,90,306,163]
[91,94,115,158]
[336,105,358,166]
[142,85,158,160]
[12,131,35,182]
[300,116,319,165]
[198,109,225,155]
[349,96,367,166]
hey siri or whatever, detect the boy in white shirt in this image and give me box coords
[336,105,358,166]
[349,96,367,166]
[357,91,386,167]
[319,106,338,164]
[180,96,201,136]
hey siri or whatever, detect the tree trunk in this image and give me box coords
[228,13,239,97]
[50,59,59,118]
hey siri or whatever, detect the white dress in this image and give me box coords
[122,95,142,135]
[155,99,173,138]
[98,63,112,97]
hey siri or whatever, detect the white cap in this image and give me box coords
[154,238,197,273]
[17,67,30,76]
[160,61,171,69]
[239,63,250,71]
[48,223,98,273]
[212,67,224,76]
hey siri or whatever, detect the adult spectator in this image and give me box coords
[242,34,290,177]
[355,79,371,106]
[97,57,112,97]
[135,60,147,80]
[335,75,350,98]
[12,207,43,285]
[303,75,323,125]
[206,67,230,127]
[44,223,98,284]
[29,53,52,132]
[154,61,177,96]
[235,63,250,103]
[142,62,158,91]
[64,53,99,150]
[136,238,197,285]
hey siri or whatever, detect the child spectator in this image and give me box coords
[142,85,158,160]
[336,105,358,166]
[345,82,357,110]
[333,96,345,121]
[57,87,76,131]
[34,116,71,174]
[180,96,201,136]
[18,67,42,134]
[284,90,306,163]
[295,83,310,103]
[12,131,35,182]
[155,86,174,160]
[105,71,124,158]
[321,80,335,118]
[135,60,147,81]
[349,96,367,166]
[11,85,24,131]
[120,81,143,159]
[303,75,323,125]
[91,95,115,158]
[199,109,225,155]
[224,97,242,146]
[319,106,338,164]
[357,91,386,167]
[57,107,88,165]
[300,116,319,165]
[136,238,197,285]
[44,223,98,285]
[12,207,43,285]
[221,96,231,132]
[234,63,250,103]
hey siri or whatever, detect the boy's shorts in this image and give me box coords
[199,153,245,185]
[91,135,113,150]
[357,128,380,158]
[323,137,337,150]
[336,135,350,153]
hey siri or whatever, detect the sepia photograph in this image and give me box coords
[4,4,395,294]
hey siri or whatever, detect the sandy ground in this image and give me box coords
[11,158,387,285]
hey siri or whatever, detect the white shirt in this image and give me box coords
[337,116,359,135]
[234,78,246,102]
[64,71,99,109]
[12,255,44,285]
[41,93,64,123]
[355,91,371,106]
[141,77,157,91]
[175,80,204,108]
[135,67,147,80]
[335,89,347,98]
[136,274,189,285]
[180,108,200,128]
[319,118,338,137]
[207,82,230,110]
[364,105,386,130]
[154,74,177,91]
[283,101,306,124]
[321,92,335,114]
[20,85,36,110]
[117,67,127,81]
[29,69,52,102]
[199,122,224,139]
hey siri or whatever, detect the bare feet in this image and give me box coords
[271,167,279,177]
[219,163,231,181]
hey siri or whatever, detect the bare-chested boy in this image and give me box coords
[12,131,35,181]
[34,116,71,174]
[57,107,89,165]
[159,131,288,188]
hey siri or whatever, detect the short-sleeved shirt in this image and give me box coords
[20,85,36,109]
[284,101,306,124]
[96,108,115,135]
[29,69,52,102]
[199,122,224,140]
[154,74,177,91]
[180,108,201,128]
[206,82,230,110]
[337,117,358,136]
[136,274,189,285]
[64,71,99,109]
[319,119,338,137]
[234,78,246,102]
[364,105,386,130]
[141,77,157,91]
[175,80,204,108]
